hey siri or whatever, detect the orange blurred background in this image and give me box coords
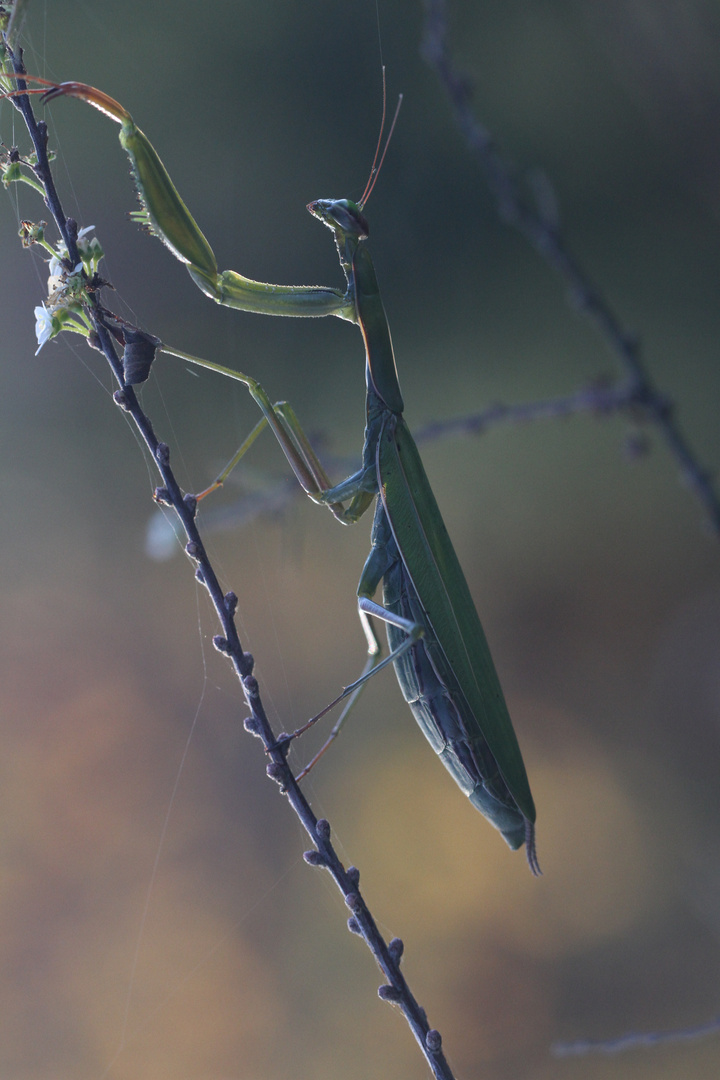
[2,2,720,1078]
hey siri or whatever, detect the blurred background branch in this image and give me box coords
[421,0,720,536]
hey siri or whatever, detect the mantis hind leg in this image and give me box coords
[279,530,424,780]
[284,599,424,782]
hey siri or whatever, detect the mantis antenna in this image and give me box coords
[358,67,403,210]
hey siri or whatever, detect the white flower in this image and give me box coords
[47,253,63,278]
[34,304,55,354]
[48,225,96,274]
[75,227,99,263]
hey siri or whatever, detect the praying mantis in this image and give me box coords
[4,73,539,873]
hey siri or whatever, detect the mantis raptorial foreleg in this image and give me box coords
[39,83,357,318]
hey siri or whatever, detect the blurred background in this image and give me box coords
[2,1,720,1077]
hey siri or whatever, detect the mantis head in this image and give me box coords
[306,198,369,242]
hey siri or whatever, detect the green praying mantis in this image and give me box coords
[5,72,539,873]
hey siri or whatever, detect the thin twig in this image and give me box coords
[414,379,641,442]
[151,378,647,547]
[4,41,457,1080]
[553,1015,720,1057]
[421,0,720,535]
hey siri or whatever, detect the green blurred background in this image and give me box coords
[2,1,720,1077]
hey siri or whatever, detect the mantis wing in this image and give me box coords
[377,414,536,828]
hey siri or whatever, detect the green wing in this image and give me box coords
[377,414,535,824]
